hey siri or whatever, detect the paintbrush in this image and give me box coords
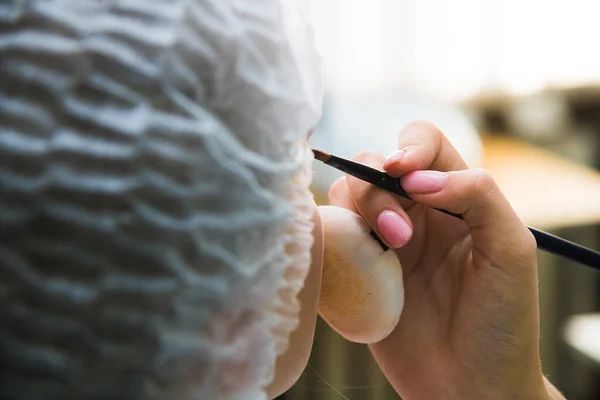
[312,149,600,270]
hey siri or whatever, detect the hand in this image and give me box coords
[327,121,563,399]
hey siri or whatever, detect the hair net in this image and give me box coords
[0,1,324,399]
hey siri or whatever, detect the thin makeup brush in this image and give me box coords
[312,149,600,271]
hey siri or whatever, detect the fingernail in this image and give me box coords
[401,170,448,193]
[384,149,407,168]
[377,210,413,248]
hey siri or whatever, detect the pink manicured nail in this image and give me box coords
[384,149,407,168]
[401,170,448,193]
[377,210,413,248]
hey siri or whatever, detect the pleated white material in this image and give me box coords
[0,1,324,399]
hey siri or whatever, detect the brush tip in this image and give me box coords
[312,148,331,162]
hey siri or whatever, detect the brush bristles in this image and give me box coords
[312,149,331,162]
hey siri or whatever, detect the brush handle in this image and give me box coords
[529,228,600,270]
[322,156,600,270]
[383,175,600,270]
[391,180,600,270]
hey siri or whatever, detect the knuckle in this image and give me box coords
[353,177,376,200]
[467,168,497,198]
[352,150,383,165]
[520,228,539,262]
[404,120,444,138]
[504,227,538,272]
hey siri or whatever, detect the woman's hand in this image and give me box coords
[328,121,564,399]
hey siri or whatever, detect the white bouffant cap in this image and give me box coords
[0,1,323,399]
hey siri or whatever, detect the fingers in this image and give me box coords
[401,168,537,270]
[384,120,468,177]
[327,120,536,275]
[344,151,413,249]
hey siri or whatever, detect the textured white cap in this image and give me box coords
[0,1,324,399]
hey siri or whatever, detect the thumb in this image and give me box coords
[400,168,537,272]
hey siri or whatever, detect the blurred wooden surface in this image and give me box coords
[480,135,600,230]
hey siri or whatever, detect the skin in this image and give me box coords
[268,121,566,399]
[327,121,566,400]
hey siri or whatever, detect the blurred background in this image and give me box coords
[279,1,600,399]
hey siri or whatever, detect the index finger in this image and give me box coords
[383,121,469,176]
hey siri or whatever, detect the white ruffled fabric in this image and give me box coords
[0,1,323,399]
